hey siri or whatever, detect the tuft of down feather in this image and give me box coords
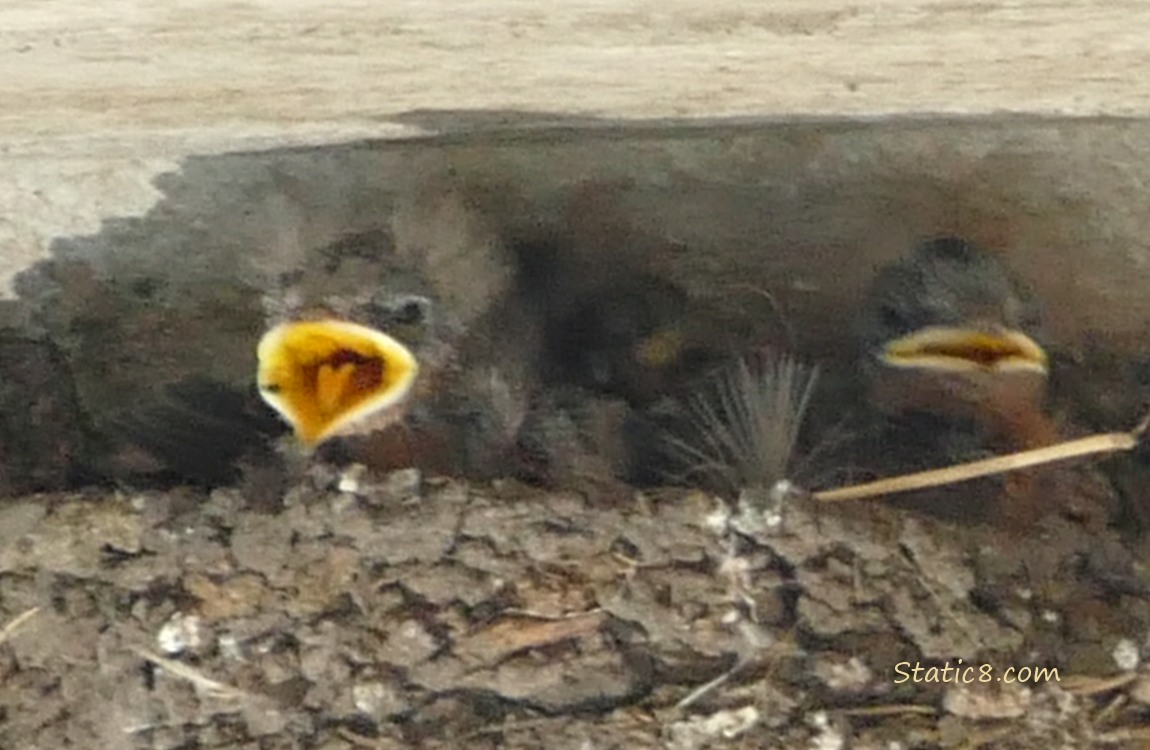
[663,352,819,496]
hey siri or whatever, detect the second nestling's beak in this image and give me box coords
[870,323,1050,424]
[879,325,1048,375]
[860,236,1053,440]
[257,319,419,446]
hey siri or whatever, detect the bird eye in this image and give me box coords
[394,300,426,325]
[365,294,432,327]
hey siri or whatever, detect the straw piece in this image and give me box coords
[814,430,1138,503]
[0,606,41,645]
[129,646,247,699]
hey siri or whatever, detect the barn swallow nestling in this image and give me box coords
[541,276,720,406]
[859,236,1054,449]
[256,318,420,446]
[856,236,1082,527]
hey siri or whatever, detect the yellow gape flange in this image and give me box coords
[257,320,419,445]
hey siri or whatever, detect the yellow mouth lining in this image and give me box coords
[880,326,1048,374]
[634,327,685,369]
[257,319,419,445]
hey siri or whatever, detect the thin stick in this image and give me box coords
[129,646,247,699]
[0,607,41,645]
[814,413,1148,503]
[1061,672,1138,697]
[673,659,745,711]
[838,703,936,717]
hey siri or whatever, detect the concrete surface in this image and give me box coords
[4,0,1150,297]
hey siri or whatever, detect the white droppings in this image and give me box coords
[703,502,731,535]
[1113,638,1140,672]
[720,608,742,625]
[666,706,760,750]
[944,685,1030,719]
[157,612,207,655]
[218,633,245,661]
[807,710,844,750]
[817,655,873,692]
[337,463,367,494]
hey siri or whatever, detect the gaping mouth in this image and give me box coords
[257,319,419,445]
[880,326,1048,374]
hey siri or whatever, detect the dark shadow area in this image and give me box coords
[3,115,1148,493]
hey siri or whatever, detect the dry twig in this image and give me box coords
[838,703,936,717]
[0,606,41,646]
[813,409,1150,503]
[129,645,247,700]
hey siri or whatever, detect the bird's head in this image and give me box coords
[859,237,1048,420]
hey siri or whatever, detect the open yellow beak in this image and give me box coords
[257,320,419,445]
[880,326,1048,375]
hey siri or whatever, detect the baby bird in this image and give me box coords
[855,236,1105,527]
[859,235,1052,449]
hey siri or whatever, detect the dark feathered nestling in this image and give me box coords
[858,236,1049,439]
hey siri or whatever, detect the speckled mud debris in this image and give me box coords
[3,461,1150,749]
